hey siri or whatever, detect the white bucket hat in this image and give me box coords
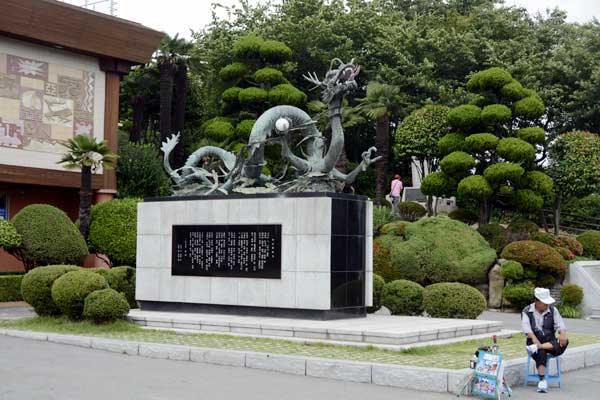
[534,287,556,305]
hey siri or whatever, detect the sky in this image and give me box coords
[65,0,599,39]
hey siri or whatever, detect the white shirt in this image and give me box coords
[521,303,566,335]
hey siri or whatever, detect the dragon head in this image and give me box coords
[304,58,360,104]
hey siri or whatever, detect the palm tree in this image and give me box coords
[356,82,404,205]
[58,135,117,240]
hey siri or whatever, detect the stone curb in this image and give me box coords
[1,328,599,394]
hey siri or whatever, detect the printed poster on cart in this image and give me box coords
[472,351,504,399]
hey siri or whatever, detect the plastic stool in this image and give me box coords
[524,353,561,388]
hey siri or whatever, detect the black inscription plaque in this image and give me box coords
[172,224,281,279]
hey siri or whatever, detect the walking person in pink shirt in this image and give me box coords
[389,174,403,216]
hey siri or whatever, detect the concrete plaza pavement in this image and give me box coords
[1,335,599,400]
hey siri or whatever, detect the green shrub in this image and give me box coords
[373,236,400,282]
[523,171,553,197]
[561,283,584,306]
[500,240,567,276]
[233,35,264,59]
[238,87,268,105]
[373,206,394,235]
[382,280,424,316]
[500,260,524,281]
[108,266,136,308]
[420,172,455,198]
[0,275,23,302]
[513,189,544,213]
[448,208,479,225]
[503,282,534,310]
[423,282,486,319]
[501,81,528,101]
[536,274,557,288]
[481,104,512,125]
[203,119,235,141]
[218,62,248,81]
[390,217,496,284]
[565,194,600,219]
[88,199,138,266]
[517,127,545,145]
[0,219,22,252]
[397,202,427,222]
[507,219,539,241]
[447,105,481,129]
[483,163,524,185]
[440,151,476,176]
[221,86,242,104]
[12,205,88,269]
[116,142,171,199]
[368,274,385,313]
[93,268,119,288]
[268,84,306,106]
[253,67,286,85]
[235,119,256,140]
[497,138,535,163]
[556,235,583,256]
[83,288,130,323]
[380,220,411,236]
[465,133,499,153]
[51,270,108,319]
[468,68,513,91]
[259,40,292,63]
[458,175,493,200]
[513,95,545,119]
[20,265,80,315]
[577,230,600,259]
[557,304,582,319]
[438,133,466,156]
[478,223,510,254]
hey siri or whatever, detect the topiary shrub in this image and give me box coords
[500,240,567,277]
[108,266,137,308]
[536,274,557,288]
[448,208,479,225]
[83,288,130,323]
[438,133,466,156]
[238,87,268,105]
[447,105,481,129]
[88,199,138,267]
[497,137,535,163]
[20,265,80,315]
[503,282,534,310]
[468,68,513,91]
[268,84,306,106]
[202,119,235,141]
[221,87,242,104]
[51,270,109,319]
[477,223,510,254]
[420,172,455,199]
[517,127,545,145]
[523,171,553,197]
[513,95,545,119]
[381,279,424,316]
[397,202,426,222]
[556,235,583,257]
[93,268,119,288]
[253,67,286,85]
[501,80,528,101]
[500,260,524,281]
[465,133,499,153]
[0,219,22,253]
[577,230,600,259]
[481,104,512,125]
[557,304,582,319]
[380,220,411,237]
[218,62,248,81]
[12,205,88,270]
[440,151,476,176]
[0,275,23,302]
[483,163,524,185]
[259,40,292,63]
[507,219,539,241]
[561,283,584,306]
[512,189,544,213]
[423,282,486,319]
[233,35,264,59]
[458,175,493,201]
[368,274,385,313]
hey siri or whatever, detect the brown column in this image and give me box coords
[99,71,120,201]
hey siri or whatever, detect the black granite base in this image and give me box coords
[138,301,366,320]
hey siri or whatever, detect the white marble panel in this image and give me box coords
[258,198,297,235]
[228,198,260,224]
[365,270,373,307]
[366,200,373,236]
[281,235,297,272]
[159,270,187,302]
[135,268,161,301]
[181,200,213,225]
[296,197,331,235]
[295,272,330,309]
[296,235,331,272]
[365,235,373,272]
[210,277,239,305]
[137,202,162,235]
[237,279,267,307]
[136,235,163,268]
[266,272,296,308]
[183,277,211,303]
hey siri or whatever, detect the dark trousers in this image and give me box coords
[527,337,569,368]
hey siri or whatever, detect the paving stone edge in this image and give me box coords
[1,328,599,394]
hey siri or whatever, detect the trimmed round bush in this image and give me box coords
[523,171,553,197]
[12,204,88,269]
[238,87,268,105]
[259,40,292,63]
[382,280,424,316]
[218,62,248,81]
[483,163,524,185]
[513,95,545,119]
[556,235,583,257]
[233,35,264,59]
[0,219,22,251]
[512,189,544,213]
[420,171,455,198]
[221,86,242,104]
[93,268,119,288]
[465,133,499,153]
[253,67,286,85]
[380,220,411,236]
[203,119,235,141]
[501,260,524,281]
[537,274,557,288]
[373,236,400,282]
[268,84,306,106]
[477,223,510,254]
[438,133,466,156]
[468,68,514,91]
[448,208,479,225]
[20,265,80,315]
[500,240,567,276]
[108,266,137,308]
[507,219,539,241]
[440,151,476,176]
[517,127,545,145]
[235,119,256,140]
[448,105,482,129]
[83,288,130,323]
[423,282,486,319]
[577,230,600,259]
[503,282,534,310]
[397,202,427,222]
[368,274,385,313]
[458,175,493,200]
[501,81,528,101]
[497,137,535,163]
[557,304,582,319]
[51,270,109,319]
[88,199,138,266]
[481,104,512,125]
[561,283,584,306]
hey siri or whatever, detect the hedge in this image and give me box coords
[397,202,426,222]
[20,265,80,315]
[0,219,22,252]
[500,240,567,277]
[373,235,400,282]
[368,274,385,313]
[557,304,582,319]
[51,270,108,319]
[423,282,487,319]
[83,288,130,323]
[0,275,23,302]
[381,280,424,316]
[577,230,600,259]
[108,266,136,308]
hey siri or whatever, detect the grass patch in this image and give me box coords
[1,317,599,369]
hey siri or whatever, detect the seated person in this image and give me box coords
[522,287,569,393]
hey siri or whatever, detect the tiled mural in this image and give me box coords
[0,52,95,153]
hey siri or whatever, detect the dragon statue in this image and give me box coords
[161,58,380,195]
